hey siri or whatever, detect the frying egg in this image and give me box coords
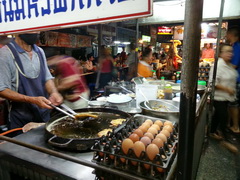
[140,136,152,146]
[134,129,144,137]
[146,144,159,161]
[154,120,163,127]
[156,133,167,142]
[133,141,145,158]
[147,127,158,136]
[121,138,134,155]
[152,138,164,148]
[144,132,154,140]
[129,133,140,143]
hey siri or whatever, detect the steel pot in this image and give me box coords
[139,99,180,122]
[45,108,131,151]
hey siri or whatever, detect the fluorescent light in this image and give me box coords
[123,42,130,45]
[114,41,121,44]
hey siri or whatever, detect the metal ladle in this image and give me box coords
[138,89,152,110]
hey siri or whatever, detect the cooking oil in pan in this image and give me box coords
[48,112,124,139]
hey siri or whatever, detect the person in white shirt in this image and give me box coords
[209,44,238,139]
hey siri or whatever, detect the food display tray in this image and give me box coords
[92,115,178,180]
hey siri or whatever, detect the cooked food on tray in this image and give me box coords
[97,129,113,137]
[110,118,126,126]
[151,105,169,112]
[75,113,98,119]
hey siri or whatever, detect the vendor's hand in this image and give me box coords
[31,96,53,109]
[22,122,45,133]
[49,92,63,106]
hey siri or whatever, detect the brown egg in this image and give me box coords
[157,167,165,173]
[144,132,154,140]
[109,154,115,160]
[140,136,152,146]
[156,133,167,142]
[147,127,158,136]
[145,119,153,126]
[143,163,151,170]
[134,129,144,137]
[138,125,148,133]
[120,157,126,163]
[129,133,140,143]
[160,130,170,137]
[142,122,151,129]
[154,120,163,127]
[164,121,173,127]
[163,125,173,133]
[152,138,164,148]
[146,144,159,161]
[133,141,145,158]
[151,124,160,131]
[121,138,134,155]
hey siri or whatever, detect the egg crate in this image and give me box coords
[91,116,178,180]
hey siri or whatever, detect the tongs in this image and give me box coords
[50,104,77,119]
[50,104,98,120]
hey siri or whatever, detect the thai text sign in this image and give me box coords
[0,0,152,35]
[158,26,173,35]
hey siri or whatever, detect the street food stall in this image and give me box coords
[0,0,212,180]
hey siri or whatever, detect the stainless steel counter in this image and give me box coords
[0,126,95,180]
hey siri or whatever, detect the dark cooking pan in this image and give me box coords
[45,108,131,151]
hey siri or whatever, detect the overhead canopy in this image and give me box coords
[0,0,153,35]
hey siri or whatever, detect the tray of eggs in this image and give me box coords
[92,115,178,180]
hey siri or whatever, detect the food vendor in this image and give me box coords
[0,32,62,133]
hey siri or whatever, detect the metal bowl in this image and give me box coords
[88,100,106,108]
[139,99,180,122]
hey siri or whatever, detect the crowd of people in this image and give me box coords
[209,26,240,142]
[0,26,239,140]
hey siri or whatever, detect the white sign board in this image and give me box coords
[0,0,152,35]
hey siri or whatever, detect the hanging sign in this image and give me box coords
[158,26,173,35]
[0,0,152,35]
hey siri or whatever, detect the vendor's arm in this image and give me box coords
[0,88,53,109]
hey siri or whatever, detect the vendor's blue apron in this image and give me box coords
[7,42,50,129]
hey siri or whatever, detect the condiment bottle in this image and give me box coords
[164,84,173,100]
[160,76,165,90]
[152,70,157,79]
[176,71,181,83]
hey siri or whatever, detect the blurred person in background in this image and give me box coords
[0,32,62,132]
[48,55,89,110]
[137,47,153,78]
[226,26,240,133]
[169,40,182,70]
[120,47,127,65]
[84,53,96,73]
[201,43,215,59]
[126,43,137,81]
[95,47,114,89]
[209,44,238,139]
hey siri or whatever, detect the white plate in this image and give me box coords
[107,94,132,104]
